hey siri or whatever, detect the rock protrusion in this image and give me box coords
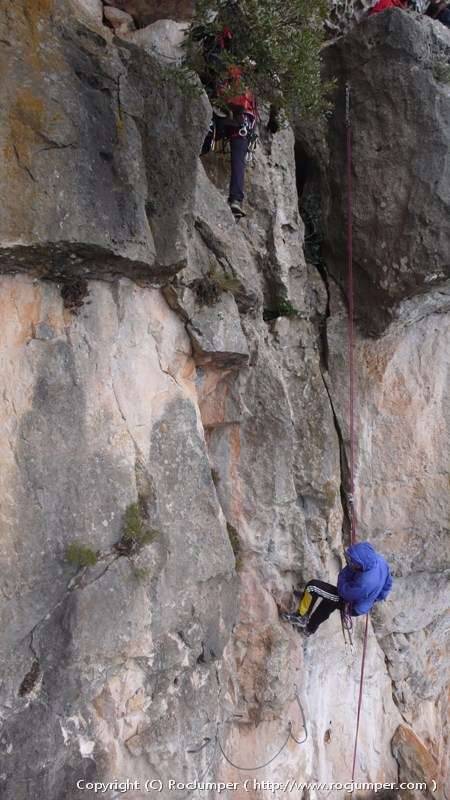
[0,1,209,282]
[308,10,450,334]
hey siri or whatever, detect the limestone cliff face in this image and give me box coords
[0,3,448,800]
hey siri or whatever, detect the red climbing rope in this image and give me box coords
[346,83,356,547]
[351,614,369,781]
[346,82,369,786]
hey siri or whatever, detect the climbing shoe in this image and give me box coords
[281,612,309,630]
[229,200,247,219]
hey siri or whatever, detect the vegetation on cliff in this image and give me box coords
[185,0,333,114]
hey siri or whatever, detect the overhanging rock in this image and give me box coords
[320,10,450,335]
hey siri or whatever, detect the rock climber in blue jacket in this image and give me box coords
[282,541,393,637]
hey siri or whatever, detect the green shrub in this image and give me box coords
[130,564,151,583]
[192,275,222,306]
[210,270,242,294]
[65,542,98,568]
[191,270,241,307]
[122,503,156,547]
[185,0,333,116]
[263,298,299,321]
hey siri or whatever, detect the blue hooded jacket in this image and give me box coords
[337,541,392,615]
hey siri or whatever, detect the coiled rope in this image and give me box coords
[217,689,308,771]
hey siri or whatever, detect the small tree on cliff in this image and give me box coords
[185,0,331,116]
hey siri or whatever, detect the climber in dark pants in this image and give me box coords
[202,109,254,213]
[229,125,249,205]
[426,0,450,27]
[294,580,345,635]
[281,542,393,637]
[196,16,258,220]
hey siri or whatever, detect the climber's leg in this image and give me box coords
[305,581,343,634]
[437,8,450,27]
[228,133,248,217]
[282,580,343,635]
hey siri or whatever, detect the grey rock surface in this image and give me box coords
[126,19,188,63]
[0,0,209,281]
[314,11,450,334]
[325,285,450,791]
[0,277,237,798]
[0,2,449,799]
[103,4,137,33]
[326,0,374,36]
[75,0,104,23]
[103,0,195,26]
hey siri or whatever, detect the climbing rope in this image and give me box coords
[168,687,307,800]
[345,82,370,786]
[351,614,369,782]
[346,82,357,548]
[217,689,308,772]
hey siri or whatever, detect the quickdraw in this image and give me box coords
[340,605,354,650]
[246,130,259,166]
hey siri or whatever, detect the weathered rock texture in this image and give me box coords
[326,0,373,35]
[321,10,450,335]
[0,0,208,280]
[0,3,448,800]
[126,19,188,63]
[104,0,195,26]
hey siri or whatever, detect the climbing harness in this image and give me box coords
[345,82,370,787]
[237,112,258,166]
[206,111,259,165]
[245,128,259,166]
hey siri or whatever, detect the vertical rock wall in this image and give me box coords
[0,3,448,799]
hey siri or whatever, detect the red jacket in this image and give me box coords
[217,64,257,116]
[368,0,407,14]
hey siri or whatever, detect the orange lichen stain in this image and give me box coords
[393,724,439,784]
[197,367,231,427]
[7,89,44,168]
[46,308,65,336]
[0,280,42,347]
[24,0,54,19]
[383,371,412,415]
[363,346,390,383]
[180,357,196,383]
[62,306,75,329]
[22,0,63,73]
[228,423,243,523]
[2,89,46,238]
[115,111,125,141]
